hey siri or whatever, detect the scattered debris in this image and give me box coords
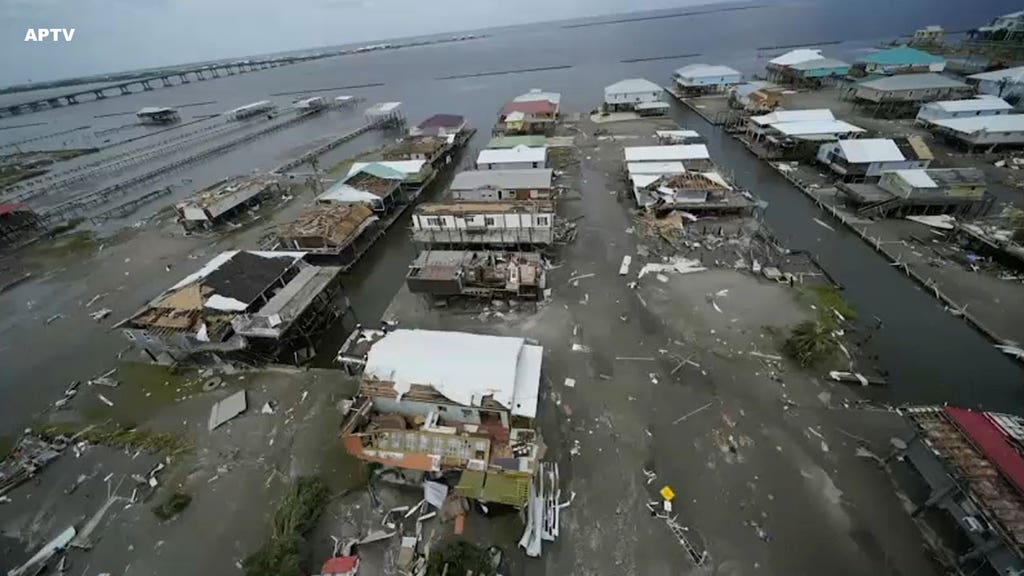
[208,390,247,431]
[45,313,65,325]
[812,218,835,232]
[673,402,713,425]
[619,255,632,276]
[8,526,76,576]
[97,394,115,407]
[563,377,576,388]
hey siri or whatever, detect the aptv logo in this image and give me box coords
[24,28,76,42]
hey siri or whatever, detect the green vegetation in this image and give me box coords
[783,285,856,367]
[243,476,330,576]
[37,422,192,456]
[427,541,501,576]
[154,492,193,520]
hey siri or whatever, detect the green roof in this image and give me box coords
[353,162,406,180]
[487,135,548,149]
[861,46,944,66]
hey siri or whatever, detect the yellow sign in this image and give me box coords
[660,486,676,501]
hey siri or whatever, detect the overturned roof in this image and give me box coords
[651,172,730,191]
[836,138,905,163]
[450,169,553,191]
[859,73,967,91]
[362,329,543,418]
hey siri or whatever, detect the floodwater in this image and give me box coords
[1,0,1022,435]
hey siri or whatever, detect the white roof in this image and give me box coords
[970,66,1024,82]
[348,160,426,176]
[770,49,824,67]
[631,174,661,189]
[605,78,663,95]
[363,329,543,418]
[505,111,526,122]
[775,119,864,136]
[674,64,741,79]
[623,144,710,162]
[477,145,546,165]
[836,139,905,163]
[513,89,561,105]
[930,114,1024,134]
[317,185,379,204]
[450,169,553,190]
[656,130,701,140]
[751,109,835,126]
[891,169,937,188]
[627,161,687,175]
[926,96,1013,113]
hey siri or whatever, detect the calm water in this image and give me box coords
[0,0,1021,433]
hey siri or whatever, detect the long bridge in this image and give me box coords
[0,56,319,119]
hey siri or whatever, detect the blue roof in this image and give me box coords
[861,46,944,66]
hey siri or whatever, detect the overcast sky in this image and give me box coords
[0,0,733,85]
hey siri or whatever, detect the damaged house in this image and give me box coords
[276,203,380,266]
[745,109,865,159]
[636,171,754,215]
[338,328,543,506]
[118,251,352,364]
[175,175,281,231]
[411,201,555,248]
[816,137,933,182]
[837,168,991,218]
[382,136,451,165]
[317,163,406,214]
[406,250,546,301]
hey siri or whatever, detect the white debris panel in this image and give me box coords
[363,329,543,418]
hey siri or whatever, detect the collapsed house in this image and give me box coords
[636,171,754,215]
[898,406,1024,575]
[816,137,933,182]
[411,201,555,248]
[226,100,276,121]
[317,163,406,213]
[277,204,380,265]
[382,136,451,165]
[953,210,1024,272]
[338,328,543,506]
[837,168,991,218]
[175,176,281,231]
[729,82,784,113]
[406,250,546,301]
[118,251,351,364]
[449,169,554,201]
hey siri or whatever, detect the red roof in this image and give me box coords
[500,100,556,117]
[945,407,1024,495]
[321,555,359,575]
[417,114,464,129]
[0,202,25,216]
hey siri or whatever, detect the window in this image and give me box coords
[425,216,443,227]
[484,216,497,226]
[461,409,473,418]
[536,216,550,226]
[437,405,447,412]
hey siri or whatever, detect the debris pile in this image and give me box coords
[519,461,570,558]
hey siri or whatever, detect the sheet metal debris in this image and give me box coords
[208,390,247,431]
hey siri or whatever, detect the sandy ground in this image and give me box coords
[371,115,940,576]
[1,366,363,575]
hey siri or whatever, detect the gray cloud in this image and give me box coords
[0,0,719,84]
